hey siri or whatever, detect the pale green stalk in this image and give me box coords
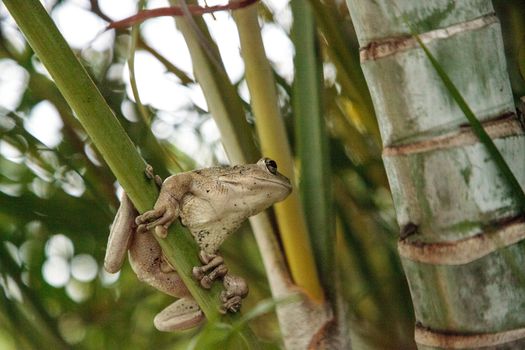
[233,3,324,302]
[169,0,259,164]
[128,0,151,125]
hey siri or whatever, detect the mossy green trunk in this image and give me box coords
[346,1,525,349]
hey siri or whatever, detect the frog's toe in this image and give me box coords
[193,264,227,289]
[200,275,213,289]
[192,253,228,289]
[135,206,176,237]
[136,223,148,234]
[136,218,168,236]
[154,225,168,238]
[145,164,155,179]
[145,165,163,188]
[154,298,204,332]
[219,295,243,314]
[136,208,165,225]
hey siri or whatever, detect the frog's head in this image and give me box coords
[218,158,292,215]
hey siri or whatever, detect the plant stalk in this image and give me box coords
[3,1,258,345]
[233,2,324,302]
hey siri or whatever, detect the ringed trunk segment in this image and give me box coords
[415,323,525,349]
[346,1,525,349]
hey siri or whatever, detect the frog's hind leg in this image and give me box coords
[154,297,204,331]
[104,193,136,274]
[219,274,249,314]
[128,228,190,298]
[129,225,205,332]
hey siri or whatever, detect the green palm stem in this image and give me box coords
[3,0,258,345]
[128,0,151,125]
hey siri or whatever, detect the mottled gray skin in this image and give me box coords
[140,158,292,252]
[104,158,292,331]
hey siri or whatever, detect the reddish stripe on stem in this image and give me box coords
[107,0,259,29]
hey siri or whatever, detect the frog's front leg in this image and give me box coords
[135,172,193,238]
[192,252,249,314]
[192,250,228,289]
[104,193,136,274]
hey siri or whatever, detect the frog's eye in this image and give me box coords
[265,159,278,174]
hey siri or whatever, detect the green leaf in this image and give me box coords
[291,0,335,298]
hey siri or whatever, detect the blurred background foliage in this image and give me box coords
[0,0,523,349]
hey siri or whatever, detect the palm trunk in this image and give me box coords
[346,1,525,349]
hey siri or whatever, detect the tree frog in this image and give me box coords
[104,158,292,331]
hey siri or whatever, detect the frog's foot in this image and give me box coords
[145,164,163,188]
[219,274,249,314]
[154,297,204,332]
[135,203,178,238]
[192,250,228,289]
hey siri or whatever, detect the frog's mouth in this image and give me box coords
[251,176,292,190]
[220,177,292,190]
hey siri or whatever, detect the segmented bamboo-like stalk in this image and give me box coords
[346,1,525,349]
